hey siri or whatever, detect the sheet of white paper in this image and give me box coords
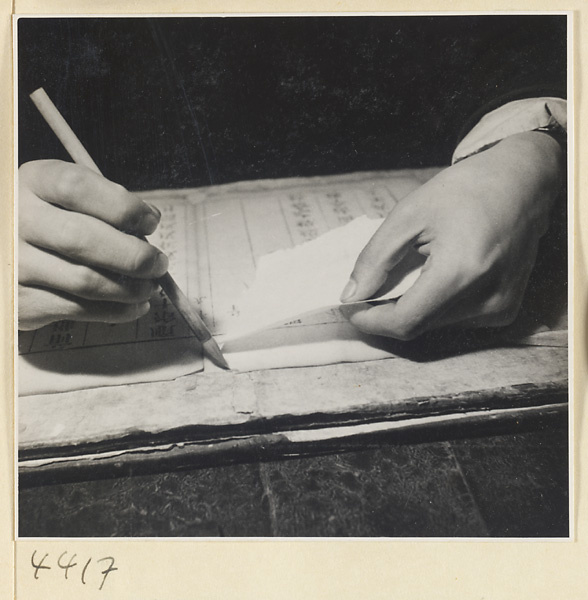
[223,216,423,341]
[222,319,405,372]
[19,337,203,396]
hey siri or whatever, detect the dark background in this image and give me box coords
[18,16,566,191]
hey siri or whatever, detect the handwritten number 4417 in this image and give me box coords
[31,550,118,591]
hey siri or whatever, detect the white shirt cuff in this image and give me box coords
[452,97,567,164]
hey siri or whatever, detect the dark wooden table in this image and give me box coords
[19,423,568,538]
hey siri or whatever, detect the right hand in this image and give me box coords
[19,160,169,330]
[340,131,563,340]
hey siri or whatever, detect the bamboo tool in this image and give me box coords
[29,87,229,370]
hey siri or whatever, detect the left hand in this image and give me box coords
[19,160,168,330]
[340,131,564,340]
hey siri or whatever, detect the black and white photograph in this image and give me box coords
[16,14,570,538]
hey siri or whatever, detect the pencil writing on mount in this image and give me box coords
[29,87,229,370]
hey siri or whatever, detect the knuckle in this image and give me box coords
[54,164,89,200]
[73,267,103,297]
[56,213,88,258]
[391,199,414,221]
[494,288,519,311]
[389,198,421,233]
[18,161,40,184]
[485,294,509,314]
[480,295,521,327]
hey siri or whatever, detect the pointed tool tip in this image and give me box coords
[203,338,230,370]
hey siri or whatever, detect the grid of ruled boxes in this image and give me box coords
[18,175,420,354]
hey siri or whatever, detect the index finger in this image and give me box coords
[20,193,169,279]
[342,201,423,302]
[19,160,161,236]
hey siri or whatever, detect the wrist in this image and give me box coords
[449,130,564,237]
[497,130,565,193]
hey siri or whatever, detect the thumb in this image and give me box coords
[340,203,420,302]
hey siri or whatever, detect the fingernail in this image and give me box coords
[340,278,357,302]
[141,213,159,234]
[140,204,162,234]
[147,203,161,220]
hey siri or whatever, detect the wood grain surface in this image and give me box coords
[19,427,568,538]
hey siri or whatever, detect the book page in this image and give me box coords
[18,168,439,394]
[179,170,436,372]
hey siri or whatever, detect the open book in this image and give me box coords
[17,168,569,480]
[18,167,564,396]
